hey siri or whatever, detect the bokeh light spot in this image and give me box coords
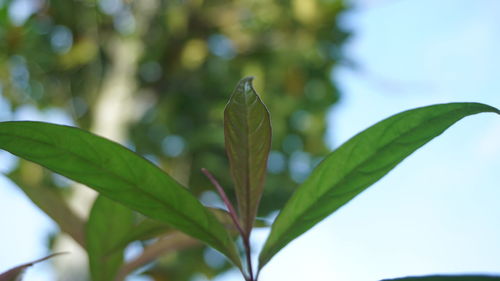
[161,135,186,157]
[267,151,286,174]
[51,26,73,54]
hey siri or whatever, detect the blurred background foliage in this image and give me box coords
[0,0,350,280]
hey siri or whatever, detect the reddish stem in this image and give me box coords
[201,168,245,238]
[201,168,255,280]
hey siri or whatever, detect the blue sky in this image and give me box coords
[1,0,500,281]
[256,0,500,280]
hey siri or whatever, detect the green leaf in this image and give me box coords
[107,208,241,257]
[0,121,241,268]
[108,216,171,255]
[87,196,133,281]
[224,77,272,235]
[259,102,500,270]
[381,275,500,281]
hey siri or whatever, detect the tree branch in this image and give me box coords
[114,232,199,281]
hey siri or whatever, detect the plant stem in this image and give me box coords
[114,232,199,281]
[201,168,255,280]
[243,233,254,281]
[201,168,245,236]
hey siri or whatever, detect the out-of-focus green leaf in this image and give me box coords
[112,208,253,281]
[0,121,241,269]
[107,207,250,256]
[114,232,201,281]
[381,275,500,281]
[259,103,500,270]
[102,208,243,279]
[87,196,133,281]
[224,77,272,235]
[112,217,170,252]
[0,253,65,281]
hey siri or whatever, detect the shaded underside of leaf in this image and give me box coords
[381,275,500,281]
[259,102,500,270]
[224,77,272,235]
[0,121,241,268]
[86,195,134,281]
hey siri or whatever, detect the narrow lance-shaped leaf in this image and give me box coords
[86,195,133,281]
[381,275,500,281]
[259,103,500,270]
[0,253,65,281]
[224,77,272,235]
[0,121,241,269]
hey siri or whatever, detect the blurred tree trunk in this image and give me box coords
[53,1,158,280]
[1,0,350,279]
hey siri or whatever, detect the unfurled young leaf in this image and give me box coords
[0,121,242,269]
[259,102,500,270]
[86,195,134,281]
[224,77,272,236]
[381,275,500,281]
[0,253,66,281]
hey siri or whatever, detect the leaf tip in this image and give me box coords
[240,76,255,83]
[235,76,256,94]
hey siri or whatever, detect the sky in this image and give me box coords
[1,0,500,281]
[256,0,500,280]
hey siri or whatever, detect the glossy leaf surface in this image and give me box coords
[224,77,272,235]
[0,121,241,268]
[87,196,133,281]
[382,276,500,281]
[259,103,500,270]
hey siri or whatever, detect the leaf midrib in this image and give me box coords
[263,107,472,263]
[242,92,253,232]
[0,128,226,250]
